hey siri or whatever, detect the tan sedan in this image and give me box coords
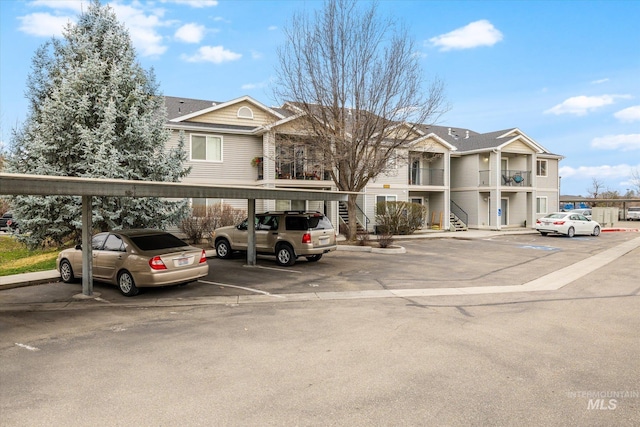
[56,229,209,296]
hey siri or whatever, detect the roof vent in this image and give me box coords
[465,130,469,139]
[448,127,452,135]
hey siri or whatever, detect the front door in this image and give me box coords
[501,198,508,226]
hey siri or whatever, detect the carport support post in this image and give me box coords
[81,195,93,296]
[247,198,256,266]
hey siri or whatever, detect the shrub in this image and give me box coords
[179,204,246,244]
[375,201,426,235]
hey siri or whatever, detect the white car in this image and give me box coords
[568,208,592,220]
[535,212,601,237]
[627,207,640,221]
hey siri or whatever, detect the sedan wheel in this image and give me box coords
[276,244,296,266]
[567,226,575,238]
[118,270,139,297]
[592,226,601,236]
[59,260,75,283]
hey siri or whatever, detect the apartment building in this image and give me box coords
[165,95,562,232]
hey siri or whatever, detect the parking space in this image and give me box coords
[3,232,636,307]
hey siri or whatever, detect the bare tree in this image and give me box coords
[587,177,606,206]
[273,0,447,240]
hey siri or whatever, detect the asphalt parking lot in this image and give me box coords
[1,232,639,425]
[1,231,637,305]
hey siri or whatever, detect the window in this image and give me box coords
[237,106,254,119]
[192,198,222,209]
[191,135,222,162]
[536,160,547,177]
[104,234,125,252]
[536,197,548,214]
[376,195,397,214]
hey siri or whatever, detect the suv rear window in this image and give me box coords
[130,233,189,251]
[285,215,332,231]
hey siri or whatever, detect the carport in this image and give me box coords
[0,172,351,296]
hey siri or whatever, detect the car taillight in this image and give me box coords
[553,221,565,225]
[199,249,207,264]
[536,219,541,224]
[149,256,167,270]
[302,233,312,244]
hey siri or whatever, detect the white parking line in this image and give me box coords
[246,265,302,274]
[199,280,286,298]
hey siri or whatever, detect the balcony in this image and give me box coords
[409,168,445,186]
[479,170,531,187]
[275,160,331,180]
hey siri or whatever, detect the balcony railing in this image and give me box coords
[479,170,531,187]
[275,161,331,180]
[408,168,444,186]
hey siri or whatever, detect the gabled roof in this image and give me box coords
[163,95,560,157]
[167,95,286,123]
[165,96,221,121]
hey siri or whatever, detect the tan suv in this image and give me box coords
[213,211,337,266]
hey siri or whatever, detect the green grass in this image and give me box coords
[0,235,60,276]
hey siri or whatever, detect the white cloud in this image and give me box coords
[29,0,85,12]
[161,0,218,7]
[250,50,263,59]
[268,25,278,31]
[614,105,640,123]
[181,45,241,63]
[590,78,609,85]
[175,23,205,43]
[429,20,503,51]
[559,163,639,180]
[18,12,72,37]
[544,94,632,116]
[109,3,169,57]
[591,134,640,151]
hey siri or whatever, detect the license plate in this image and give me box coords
[174,257,191,267]
[320,237,329,245]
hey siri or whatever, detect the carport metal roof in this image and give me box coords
[0,173,353,297]
[0,173,350,201]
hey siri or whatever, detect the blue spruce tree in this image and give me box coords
[8,0,189,247]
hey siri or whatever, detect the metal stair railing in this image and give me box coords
[339,200,370,232]
[450,200,468,228]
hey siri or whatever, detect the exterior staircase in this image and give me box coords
[450,213,468,231]
[450,200,468,231]
[338,201,367,234]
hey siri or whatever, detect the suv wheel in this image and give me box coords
[216,239,233,259]
[276,244,296,266]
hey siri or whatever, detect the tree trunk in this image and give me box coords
[347,193,359,241]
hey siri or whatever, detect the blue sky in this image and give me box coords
[1,0,639,196]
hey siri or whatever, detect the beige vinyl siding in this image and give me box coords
[185,101,279,127]
[451,155,480,188]
[503,139,532,154]
[535,157,559,189]
[167,130,263,183]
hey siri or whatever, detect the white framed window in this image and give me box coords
[191,135,222,162]
[192,198,222,209]
[275,200,306,211]
[237,106,254,119]
[536,196,548,214]
[536,159,548,177]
